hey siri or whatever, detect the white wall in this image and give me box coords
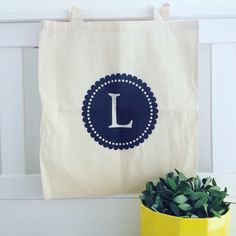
[0,200,235,236]
[1,0,236,11]
[1,1,236,236]
[0,199,140,236]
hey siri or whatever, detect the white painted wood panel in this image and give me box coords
[2,172,236,200]
[0,199,235,236]
[1,25,235,198]
[198,44,212,172]
[0,48,25,175]
[212,44,236,173]
[0,198,140,236]
[0,20,236,49]
[2,4,236,22]
[1,0,234,12]
[3,45,236,200]
[0,4,236,236]
[199,19,236,43]
[0,23,40,47]
[23,48,41,174]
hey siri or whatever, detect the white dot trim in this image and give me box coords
[85,77,157,148]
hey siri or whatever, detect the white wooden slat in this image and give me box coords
[0,199,235,236]
[0,23,40,47]
[0,48,26,175]
[211,43,236,173]
[1,20,236,48]
[1,173,236,200]
[199,19,236,43]
[23,48,41,174]
[0,175,138,200]
[0,200,235,236]
[198,44,212,172]
[0,13,235,199]
[171,6,236,19]
[2,6,236,22]
[0,175,42,199]
[0,198,140,236]
[0,10,68,23]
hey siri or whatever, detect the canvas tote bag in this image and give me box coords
[39,5,198,199]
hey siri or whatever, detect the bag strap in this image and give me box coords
[70,6,84,22]
[153,3,170,21]
[69,4,170,22]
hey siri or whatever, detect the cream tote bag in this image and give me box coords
[39,5,198,199]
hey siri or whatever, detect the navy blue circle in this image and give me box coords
[82,73,158,150]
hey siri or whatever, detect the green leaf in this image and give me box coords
[224,187,229,197]
[218,208,226,215]
[188,177,201,191]
[156,181,164,191]
[211,197,222,209]
[176,182,193,196]
[144,195,155,208]
[208,189,223,198]
[202,177,212,186]
[221,191,227,198]
[208,186,220,191]
[160,178,169,188]
[146,182,154,194]
[178,203,193,211]
[189,177,199,191]
[159,190,172,201]
[212,178,217,186]
[141,171,230,219]
[151,204,159,212]
[210,209,221,218]
[186,212,198,218]
[175,169,180,174]
[203,203,209,217]
[170,202,180,216]
[194,197,208,209]
[166,172,175,179]
[166,172,179,185]
[162,208,168,214]
[182,188,194,195]
[173,195,188,204]
[155,195,163,210]
[196,176,202,190]
[178,181,191,189]
[205,185,213,191]
[188,178,195,191]
[166,176,177,191]
[140,193,146,200]
[190,192,206,201]
[155,195,161,204]
[175,169,187,182]
[223,187,229,197]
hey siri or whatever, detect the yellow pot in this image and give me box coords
[141,203,230,236]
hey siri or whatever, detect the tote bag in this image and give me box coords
[39,5,198,199]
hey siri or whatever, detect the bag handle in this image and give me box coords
[153,3,170,21]
[69,4,170,22]
[70,6,85,22]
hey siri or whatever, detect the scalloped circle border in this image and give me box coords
[82,73,158,150]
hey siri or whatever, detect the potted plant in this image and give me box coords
[140,170,230,236]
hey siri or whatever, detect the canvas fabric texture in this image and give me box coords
[38,6,199,199]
